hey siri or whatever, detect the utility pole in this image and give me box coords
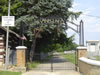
[5,0,10,70]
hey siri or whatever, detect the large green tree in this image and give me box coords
[0,0,80,61]
[15,0,81,61]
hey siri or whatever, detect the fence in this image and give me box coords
[9,50,16,65]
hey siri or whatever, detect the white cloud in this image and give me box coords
[69,2,81,11]
[72,7,100,33]
[72,2,80,8]
[68,1,100,44]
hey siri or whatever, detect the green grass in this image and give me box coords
[62,53,76,64]
[0,71,21,75]
[27,61,40,70]
[95,56,100,61]
[27,55,52,70]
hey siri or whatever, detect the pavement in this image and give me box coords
[34,54,75,72]
[22,53,81,75]
[22,70,81,75]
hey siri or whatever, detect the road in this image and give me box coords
[23,53,80,75]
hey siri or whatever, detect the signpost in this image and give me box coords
[1,0,14,70]
[2,16,15,26]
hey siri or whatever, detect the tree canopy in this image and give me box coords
[0,0,81,61]
[0,0,22,21]
[15,0,81,36]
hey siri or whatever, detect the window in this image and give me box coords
[90,43,96,45]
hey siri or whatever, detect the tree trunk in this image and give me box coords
[29,38,36,61]
[29,28,42,61]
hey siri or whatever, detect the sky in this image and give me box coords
[67,0,100,45]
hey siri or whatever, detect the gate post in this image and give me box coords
[76,46,87,71]
[16,46,27,72]
[79,20,84,46]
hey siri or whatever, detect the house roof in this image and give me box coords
[86,40,99,43]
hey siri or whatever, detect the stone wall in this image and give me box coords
[79,57,100,75]
[16,46,27,67]
[77,46,100,75]
[16,46,27,72]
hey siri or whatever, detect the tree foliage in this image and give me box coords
[36,32,77,53]
[0,0,22,19]
[15,0,81,61]
[0,0,80,61]
[15,0,81,37]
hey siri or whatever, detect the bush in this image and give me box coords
[55,44,63,52]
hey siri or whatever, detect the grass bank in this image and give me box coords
[0,71,21,75]
[62,53,76,64]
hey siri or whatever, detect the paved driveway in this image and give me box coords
[34,54,75,72]
[23,53,80,75]
[22,70,80,75]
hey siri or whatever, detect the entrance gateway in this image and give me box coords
[30,16,84,72]
[33,52,76,72]
[0,15,84,72]
[37,15,84,46]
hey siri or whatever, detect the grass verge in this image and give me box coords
[27,55,52,70]
[95,56,100,61]
[27,61,40,69]
[62,53,76,64]
[0,71,21,75]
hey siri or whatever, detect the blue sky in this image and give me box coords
[67,0,100,45]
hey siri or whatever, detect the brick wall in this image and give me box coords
[16,46,27,67]
[77,46,100,75]
[16,50,26,67]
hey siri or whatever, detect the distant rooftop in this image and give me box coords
[86,40,99,43]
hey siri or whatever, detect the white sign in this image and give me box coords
[2,16,15,26]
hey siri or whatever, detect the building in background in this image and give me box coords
[86,40,100,58]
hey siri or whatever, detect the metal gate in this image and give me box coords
[9,50,16,65]
[33,51,76,72]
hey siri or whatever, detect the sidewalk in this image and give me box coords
[22,70,80,75]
